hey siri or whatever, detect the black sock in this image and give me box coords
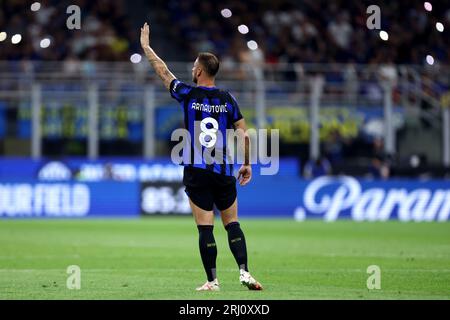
[225,222,248,272]
[197,225,217,282]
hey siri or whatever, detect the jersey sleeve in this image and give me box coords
[228,93,244,123]
[170,79,193,102]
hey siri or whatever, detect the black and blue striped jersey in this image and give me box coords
[169,79,243,177]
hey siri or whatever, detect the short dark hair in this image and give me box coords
[197,52,220,77]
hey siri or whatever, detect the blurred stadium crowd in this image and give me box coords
[165,0,450,65]
[0,0,449,65]
[0,0,137,61]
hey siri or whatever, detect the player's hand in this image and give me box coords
[140,22,150,49]
[238,165,252,186]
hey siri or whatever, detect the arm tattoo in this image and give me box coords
[144,47,176,90]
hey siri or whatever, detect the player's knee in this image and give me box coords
[192,207,215,225]
[196,216,214,226]
[222,216,238,228]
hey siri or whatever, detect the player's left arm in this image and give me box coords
[234,119,252,186]
[140,22,176,90]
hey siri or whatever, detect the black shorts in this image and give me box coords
[183,166,237,212]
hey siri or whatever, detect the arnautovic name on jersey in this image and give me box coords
[191,102,228,113]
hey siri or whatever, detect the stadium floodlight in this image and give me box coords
[130,53,142,64]
[0,32,7,42]
[31,2,41,12]
[247,40,258,51]
[426,55,435,65]
[379,30,389,41]
[436,22,444,32]
[40,38,51,48]
[11,34,22,44]
[424,2,432,12]
[221,8,232,18]
[238,25,249,35]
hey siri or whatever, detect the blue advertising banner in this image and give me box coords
[239,176,450,221]
[238,174,302,218]
[0,158,449,221]
[0,158,299,181]
[0,181,139,218]
[295,177,450,222]
[0,158,184,182]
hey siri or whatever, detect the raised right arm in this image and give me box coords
[140,22,176,90]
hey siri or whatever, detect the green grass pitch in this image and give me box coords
[0,218,449,300]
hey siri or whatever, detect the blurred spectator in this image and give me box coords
[328,12,353,51]
[367,138,391,179]
[368,155,391,180]
[323,130,346,165]
[372,137,386,159]
[303,157,332,179]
